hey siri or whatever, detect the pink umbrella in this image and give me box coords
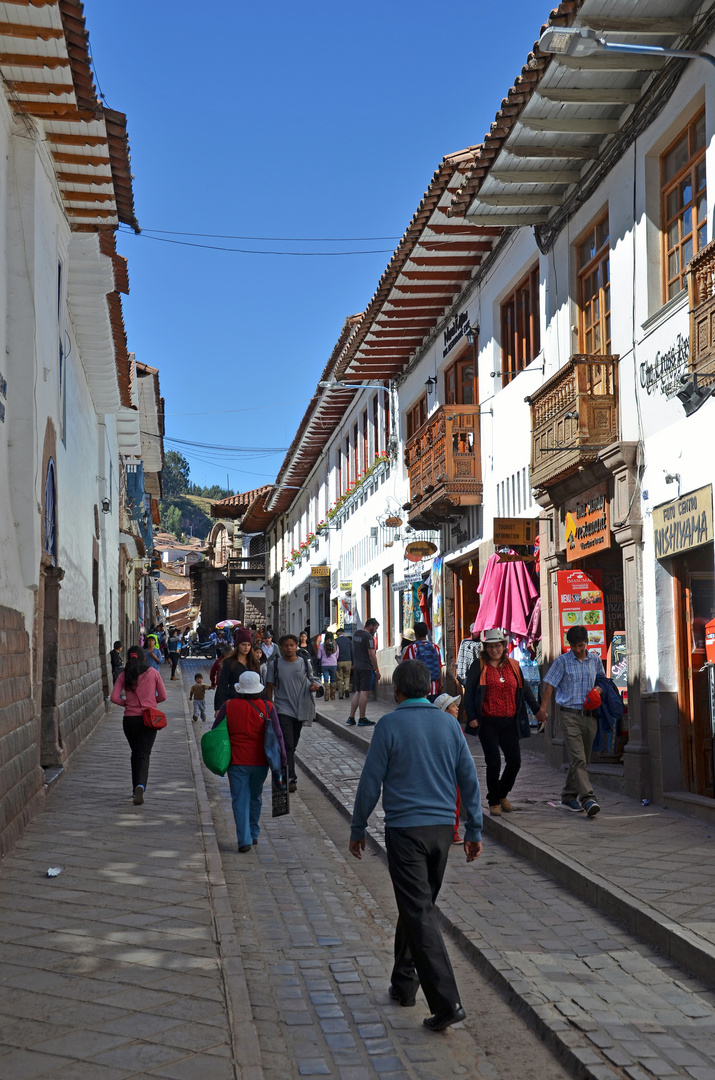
[472,554,538,638]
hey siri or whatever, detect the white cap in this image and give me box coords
[235,671,265,695]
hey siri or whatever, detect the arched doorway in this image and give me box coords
[39,457,64,766]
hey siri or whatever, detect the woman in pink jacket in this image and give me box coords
[111,645,167,805]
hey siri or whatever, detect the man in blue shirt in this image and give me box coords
[540,625,604,816]
[349,660,482,1032]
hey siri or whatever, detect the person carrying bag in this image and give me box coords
[111,645,167,806]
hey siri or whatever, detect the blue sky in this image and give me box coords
[88,1,550,492]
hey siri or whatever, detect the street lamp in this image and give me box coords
[538,26,715,69]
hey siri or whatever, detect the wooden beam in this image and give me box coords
[392,285,457,295]
[537,86,641,105]
[466,212,550,226]
[420,241,496,252]
[427,223,501,235]
[490,168,581,184]
[66,208,116,218]
[0,22,63,40]
[378,310,444,319]
[476,193,564,207]
[578,16,691,34]
[48,132,107,146]
[384,298,448,308]
[555,53,665,71]
[0,52,68,68]
[61,190,115,203]
[507,144,600,159]
[55,171,112,185]
[410,256,482,266]
[520,116,621,134]
[401,271,472,280]
[52,151,110,166]
[6,79,73,95]
[12,102,96,119]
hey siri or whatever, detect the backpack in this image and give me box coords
[415,639,441,681]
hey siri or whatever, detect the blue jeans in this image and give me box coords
[227,765,269,847]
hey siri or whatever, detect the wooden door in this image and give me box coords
[674,549,715,796]
[453,563,480,676]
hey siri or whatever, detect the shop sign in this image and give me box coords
[405,540,437,563]
[564,485,610,562]
[556,568,606,660]
[339,580,352,591]
[493,517,539,546]
[639,333,689,399]
[653,484,713,560]
[392,571,423,591]
[442,311,470,358]
[310,566,330,577]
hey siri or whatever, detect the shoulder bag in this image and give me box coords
[201,717,231,775]
[143,707,167,729]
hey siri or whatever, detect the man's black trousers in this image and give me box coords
[385,824,461,1016]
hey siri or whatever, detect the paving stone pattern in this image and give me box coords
[297,715,715,1080]
[202,732,500,1080]
[0,663,243,1080]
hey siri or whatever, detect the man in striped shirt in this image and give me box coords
[540,625,604,817]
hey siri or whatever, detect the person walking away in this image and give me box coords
[111,645,167,805]
[335,629,353,699]
[144,634,163,671]
[397,627,415,663]
[434,692,467,844]
[349,660,482,1031]
[464,628,546,816]
[264,634,321,793]
[110,641,123,684]
[157,624,168,662]
[213,671,286,851]
[189,673,208,722]
[347,618,380,727]
[168,628,181,680]
[402,622,442,700]
[317,631,338,700]
[539,625,604,817]
[214,629,258,713]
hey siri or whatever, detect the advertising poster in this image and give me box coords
[556,568,606,661]
[431,557,443,653]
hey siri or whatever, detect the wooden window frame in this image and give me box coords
[361,409,368,472]
[371,393,379,456]
[444,348,478,405]
[406,394,427,441]
[661,109,707,302]
[500,264,540,384]
[576,214,611,356]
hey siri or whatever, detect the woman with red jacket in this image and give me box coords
[212,670,287,852]
[111,645,167,805]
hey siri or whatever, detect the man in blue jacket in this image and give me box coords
[349,660,482,1032]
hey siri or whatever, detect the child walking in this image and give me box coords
[189,673,208,722]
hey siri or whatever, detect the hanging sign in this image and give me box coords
[564,485,610,562]
[493,517,539,546]
[442,311,470,358]
[556,568,606,660]
[405,540,437,563]
[653,484,713,560]
[310,566,330,577]
[339,580,352,591]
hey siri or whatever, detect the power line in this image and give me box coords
[131,227,403,242]
[117,230,395,256]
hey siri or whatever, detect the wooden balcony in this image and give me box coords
[528,355,619,490]
[688,237,715,386]
[404,404,482,528]
[225,555,265,583]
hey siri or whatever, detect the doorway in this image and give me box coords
[40,567,63,766]
[674,545,715,797]
[452,562,480,655]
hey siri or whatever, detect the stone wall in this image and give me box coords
[57,619,106,761]
[0,605,43,856]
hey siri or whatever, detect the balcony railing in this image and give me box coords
[528,355,619,490]
[225,555,265,583]
[688,237,715,386]
[404,404,482,527]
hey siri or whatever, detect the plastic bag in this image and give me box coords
[201,718,231,776]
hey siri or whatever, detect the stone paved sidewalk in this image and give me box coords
[314,697,715,984]
[0,659,260,1080]
[297,715,715,1080]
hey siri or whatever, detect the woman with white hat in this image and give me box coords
[397,626,416,662]
[212,670,287,852]
[464,629,546,815]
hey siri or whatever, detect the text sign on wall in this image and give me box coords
[557,568,607,660]
[493,517,539,546]
[653,485,714,560]
[639,334,689,398]
[442,311,470,358]
[565,485,610,562]
[310,566,330,577]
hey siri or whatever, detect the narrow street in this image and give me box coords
[2,660,715,1079]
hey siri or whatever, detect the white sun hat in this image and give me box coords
[235,671,265,695]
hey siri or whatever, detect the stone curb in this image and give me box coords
[296,733,612,1080]
[179,665,265,1080]
[313,708,715,989]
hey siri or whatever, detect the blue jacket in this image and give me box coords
[350,699,483,843]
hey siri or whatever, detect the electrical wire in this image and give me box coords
[162,435,288,453]
[164,397,310,417]
[118,231,395,256]
[129,227,404,242]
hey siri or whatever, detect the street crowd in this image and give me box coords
[108,615,616,1034]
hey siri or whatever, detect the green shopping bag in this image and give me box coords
[201,718,231,776]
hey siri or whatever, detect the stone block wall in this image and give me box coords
[57,620,106,761]
[0,605,43,856]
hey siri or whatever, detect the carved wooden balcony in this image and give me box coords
[527,355,619,490]
[404,404,482,528]
[225,555,265,583]
[688,237,715,387]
